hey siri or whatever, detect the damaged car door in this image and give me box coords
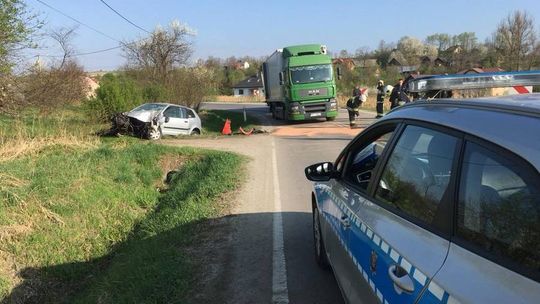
[162,106,190,135]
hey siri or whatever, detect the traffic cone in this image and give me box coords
[221,119,232,135]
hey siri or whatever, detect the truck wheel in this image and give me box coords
[273,105,282,120]
[326,116,336,121]
[277,104,285,120]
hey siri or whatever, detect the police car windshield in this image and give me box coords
[290,64,333,84]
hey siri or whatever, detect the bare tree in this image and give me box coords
[354,46,371,60]
[338,49,351,58]
[373,40,395,68]
[426,33,451,51]
[494,10,537,70]
[22,60,87,111]
[122,20,194,80]
[452,32,478,52]
[49,26,78,68]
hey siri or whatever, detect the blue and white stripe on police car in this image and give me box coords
[318,186,460,304]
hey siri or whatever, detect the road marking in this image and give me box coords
[271,139,289,304]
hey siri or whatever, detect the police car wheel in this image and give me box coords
[313,209,329,269]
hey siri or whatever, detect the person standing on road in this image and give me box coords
[376,80,385,118]
[347,87,366,128]
[389,78,409,109]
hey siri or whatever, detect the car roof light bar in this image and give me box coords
[407,70,540,93]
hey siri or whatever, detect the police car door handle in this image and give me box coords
[388,265,415,293]
[340,215,350,228]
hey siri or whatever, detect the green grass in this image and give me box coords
[0,107,246,303]
[0,105,105,140]
[199,110,260,135]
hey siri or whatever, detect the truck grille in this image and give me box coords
[298,87,329,97]
[303,102,327,113]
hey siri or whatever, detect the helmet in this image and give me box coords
[360,93,367,102]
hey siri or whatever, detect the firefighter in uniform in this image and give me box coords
[376,80,385,118]
[347,87,366,128]
[389,78,410,109]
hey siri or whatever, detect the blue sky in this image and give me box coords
[26,0,540,71]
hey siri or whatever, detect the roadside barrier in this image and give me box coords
[238,127,254,135]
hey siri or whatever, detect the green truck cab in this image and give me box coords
[262,44,340,121]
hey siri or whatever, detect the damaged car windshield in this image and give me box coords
[132,103,167,112]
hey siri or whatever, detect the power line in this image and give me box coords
[35,0,120,43]
[34,0,156,60]
[72,45,123,56]
[37,45,123,58]
[33,0,146,58]
[98,0,151,34]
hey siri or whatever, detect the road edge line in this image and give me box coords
[271,138,289,304]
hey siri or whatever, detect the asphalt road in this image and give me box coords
[167,102,377,303]
[199,101,375,130]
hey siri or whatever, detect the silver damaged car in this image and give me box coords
[126,103,202,140]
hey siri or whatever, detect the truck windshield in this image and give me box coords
[290,64,332,84]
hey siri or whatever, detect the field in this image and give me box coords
[199,109,260,135]
[0,106,246,303]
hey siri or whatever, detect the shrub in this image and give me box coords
[86,73,143,121]
[21,61,87,111]
[142,83,167,102]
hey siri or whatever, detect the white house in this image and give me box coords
[233,75,264,97]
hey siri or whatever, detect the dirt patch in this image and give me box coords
[272,126,363,137]
[159,154,189,176]
[156,154,193,190]
[181,167,246,304]
[0,224,32,243]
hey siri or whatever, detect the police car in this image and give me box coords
[305,71,540,303]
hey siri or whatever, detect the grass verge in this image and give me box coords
[0,109,246,303]
[199,109,260,135]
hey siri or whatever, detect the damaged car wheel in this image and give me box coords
[147,127,162,140]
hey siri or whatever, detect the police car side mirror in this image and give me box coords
[305,162,336,182]
[164,116,170,123]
